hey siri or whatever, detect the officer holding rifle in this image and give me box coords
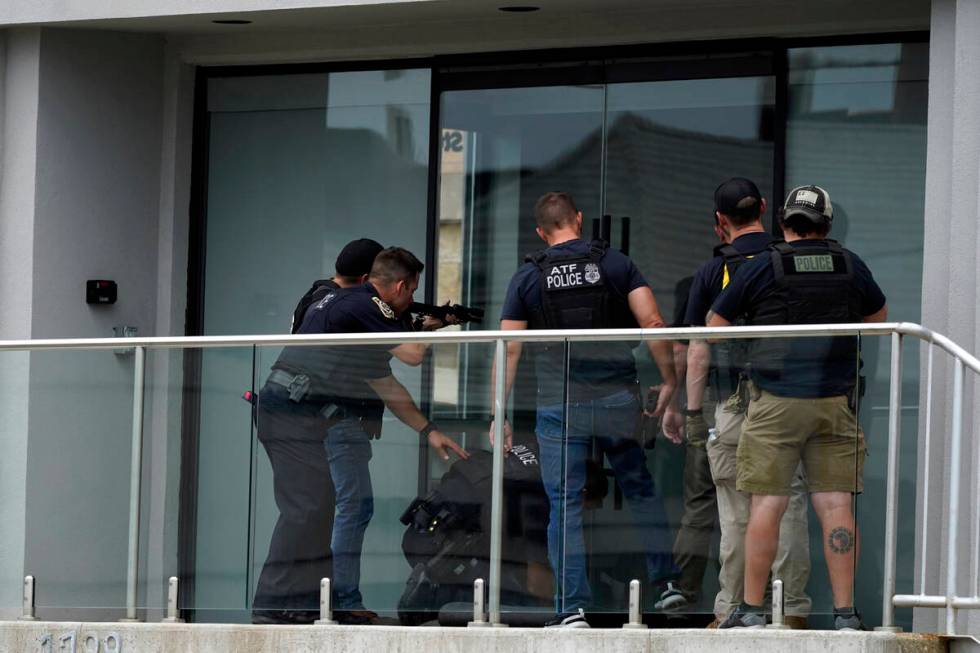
[253,246,467,625]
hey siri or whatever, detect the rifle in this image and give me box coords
[409,302,484,330]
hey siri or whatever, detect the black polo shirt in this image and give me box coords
[683,232,773,327]
[274,282,406,417]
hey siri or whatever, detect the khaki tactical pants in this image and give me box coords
[708,403,812,619]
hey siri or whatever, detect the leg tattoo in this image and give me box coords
[828,527,854,554]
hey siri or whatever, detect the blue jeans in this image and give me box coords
[325,418,374,610]
[536,388,678,612]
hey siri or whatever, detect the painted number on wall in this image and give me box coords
[442,130,464,152]
[39,632,121,653]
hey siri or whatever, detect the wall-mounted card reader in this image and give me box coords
[86,280,117,304]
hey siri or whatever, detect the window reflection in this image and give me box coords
[786,41,927,629]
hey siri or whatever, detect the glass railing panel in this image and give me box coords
[182,344,262,623]
[555,336,692,627]
[554,333,884,627]
[246,339,493,625]
[851,333,919,631]
[0,349,31,619]
[423,338,553,627]
[20,348,142,619]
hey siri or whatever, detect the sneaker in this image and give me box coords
[654,581,691,611]
[545,608,590,628]
[334,609,398,626]
[833,607,866,631]
[718,604,766,629]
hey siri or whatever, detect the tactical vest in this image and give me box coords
[525,240,612,331]
[291,278,340,334]
[711,245,751,397]
[746,240,863,380]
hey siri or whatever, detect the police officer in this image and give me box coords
[253,247,467,625]
[669,178,811,626]
[709,186,887,630]
[289,238,384,333]
[492,191,682,629]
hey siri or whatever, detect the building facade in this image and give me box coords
[0,0,978,635]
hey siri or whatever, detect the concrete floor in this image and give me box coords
[0,621,953,653]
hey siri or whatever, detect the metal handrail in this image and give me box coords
[0,321,915,350]
[5,321,978,633]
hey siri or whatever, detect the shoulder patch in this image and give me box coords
[371,296,396,319]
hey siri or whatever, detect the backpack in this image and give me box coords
[396,445,549,624]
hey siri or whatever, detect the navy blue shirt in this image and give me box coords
[274,282,406,416]
[683,232,773,327]
[711,239,886,398]
[501,239,648,405]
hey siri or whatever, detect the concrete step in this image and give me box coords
[0,621,951,653]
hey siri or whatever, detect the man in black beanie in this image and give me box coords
[290,238,385,333]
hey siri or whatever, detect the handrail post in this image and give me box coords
[877,333,903,632]
[121,345,146,622]
[161,576,183,623]
[467,578,490,627]
[768,579,789,629]
[20,575,38,621]
[488,338,507,627]
[945,359,965,635]
[622,579,647,629]
[314,578,337,625]
[918,344,935,600]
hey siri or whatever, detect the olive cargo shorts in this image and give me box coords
[736,384,866,496]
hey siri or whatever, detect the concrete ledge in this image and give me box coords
[0,621,949,653]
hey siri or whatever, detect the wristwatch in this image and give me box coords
[419,422,438,438]
[682,407,703,417]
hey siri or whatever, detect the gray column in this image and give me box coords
[0,27,42,620]
[917,0,980,634]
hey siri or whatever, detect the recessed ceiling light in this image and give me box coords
[212,19,252,25]
[498,6,541,12]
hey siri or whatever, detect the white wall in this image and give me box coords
[21,27,166,617]
[0,27,41,620]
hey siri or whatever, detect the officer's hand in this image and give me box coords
[428,429,469,461]
[440,300,461,326]
[420,316,444,331]
[489,419,513,453]
[685,412,709,448]
[661,404,685,445]
[644,383,675,419]
[429,430,470,460]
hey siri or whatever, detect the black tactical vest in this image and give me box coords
[747,240,863,381]
[291,278,340,334]
[525,240,613,331]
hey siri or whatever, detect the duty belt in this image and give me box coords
[266,369,348,423]
[268,369,313,402]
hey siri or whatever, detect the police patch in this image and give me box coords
[372,296,395,319]
[584,263,601,284]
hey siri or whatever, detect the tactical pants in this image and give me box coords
[252,381,336,615]
[708,403,811,619]
[672,403,719,600]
